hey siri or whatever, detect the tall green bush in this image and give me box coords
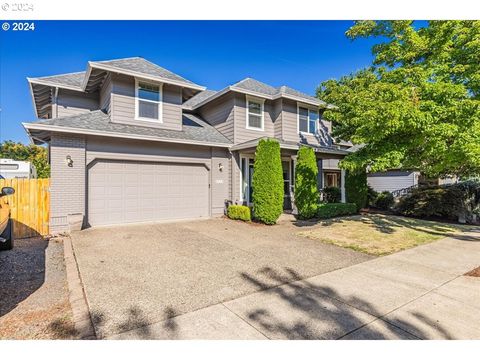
[252,139,284,224]
[345,169,368,211]
[294,146,320,219]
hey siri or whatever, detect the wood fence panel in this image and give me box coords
[0,178,50,238]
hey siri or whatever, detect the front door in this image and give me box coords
[282,160,292,210]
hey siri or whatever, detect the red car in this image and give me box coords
[0,185,16,251]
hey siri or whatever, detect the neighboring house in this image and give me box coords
[367,170,457,193]
[23,57,351,233]
[0,159,37,179]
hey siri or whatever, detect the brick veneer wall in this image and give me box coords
[49,133,86,233]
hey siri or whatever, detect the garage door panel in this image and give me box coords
[88,160,209,227]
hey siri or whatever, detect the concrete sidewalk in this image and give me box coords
[109,233,480,340]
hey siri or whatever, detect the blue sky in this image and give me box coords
[0,21,378,143]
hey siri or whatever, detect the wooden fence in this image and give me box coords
[0,178,50,238]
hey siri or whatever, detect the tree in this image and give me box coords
[0,141,50,178]
[318,21,480,178]
[294,146,319,218]
[252,139,284,224]
[345,169,368,211]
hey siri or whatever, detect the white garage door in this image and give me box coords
[88,160,209,227]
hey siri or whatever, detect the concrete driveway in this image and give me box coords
[71,217,371,338]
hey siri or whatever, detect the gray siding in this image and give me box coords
[110,73,182,131]
[198,93,235,142]
[234,93,275,144]
[54,89,99,118]
[281,99,332,147]
[367,171,419,192]
[273,98,283,139]
[100,73,112,115]
[210,148,230,216]
[281,99,299,143]
[50,133,86,233]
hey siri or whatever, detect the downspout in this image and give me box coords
[53,87,59,118]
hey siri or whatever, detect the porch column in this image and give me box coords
[340,169,346,203]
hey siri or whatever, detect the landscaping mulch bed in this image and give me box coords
[464,266,480,277]
[0,236,77,339]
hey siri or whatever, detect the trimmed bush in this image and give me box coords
[294,146,320,219]
[322,186,341,203]
[366,185,378,207]
[252,139,284,224]
[317,203,358,219]
[373,191,395,210]
[395,181,480,223]
[345,169,368,211]
[227,205,251,221]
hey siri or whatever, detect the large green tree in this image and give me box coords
[318,21,480,178]
[0,141,50,178]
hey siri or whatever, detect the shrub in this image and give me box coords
[395,181,480,223]
[366,185,378,207]
[396,187,460,218]
[322,186,341,203]
[317,203,358,219]
[252,139,284,224]
[227,205,251,221]
[345,169,368,211]
[373,191,395,210]
[294,146,320,219]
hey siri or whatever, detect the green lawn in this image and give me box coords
[298,214,476,256]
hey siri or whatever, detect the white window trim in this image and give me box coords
[135,78,163,123]
[297,103,319,135]
[245,95,265,131]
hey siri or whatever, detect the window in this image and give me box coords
[240,156,255,203]
[325,172,340,188]
[135,80,162,121]
[246,96,264,130]
[298,106,319,135]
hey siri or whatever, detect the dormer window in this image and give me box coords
[135,79,162,122]
[246,96,264,131]
[298,106,319,135]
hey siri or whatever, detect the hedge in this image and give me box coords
[227,205,251,221]
[322,186,341,203]
[252,139,284,224]
[395,180,480,223]
[294,146,320,219]
[317,203,358,219]
[373,191,395,210]
[345,169,368,211]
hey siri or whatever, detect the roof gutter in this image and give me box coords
[22,122,232,149]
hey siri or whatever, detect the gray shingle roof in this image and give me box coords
[232,78,279,96]
[277,85,326,106]
[29,57,204,91]
[92,57,200,86]
[182,90,217,109]
[188,77,331,109]
[25,110,231,145]
[31,71,85,89]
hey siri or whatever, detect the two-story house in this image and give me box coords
[23,57,351,233]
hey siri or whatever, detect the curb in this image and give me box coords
[63,234,96,339]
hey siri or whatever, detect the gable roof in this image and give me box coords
[84,57,205,91]
[27,57,206,118]
[23,110,232,147]
[187,77,336,110]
